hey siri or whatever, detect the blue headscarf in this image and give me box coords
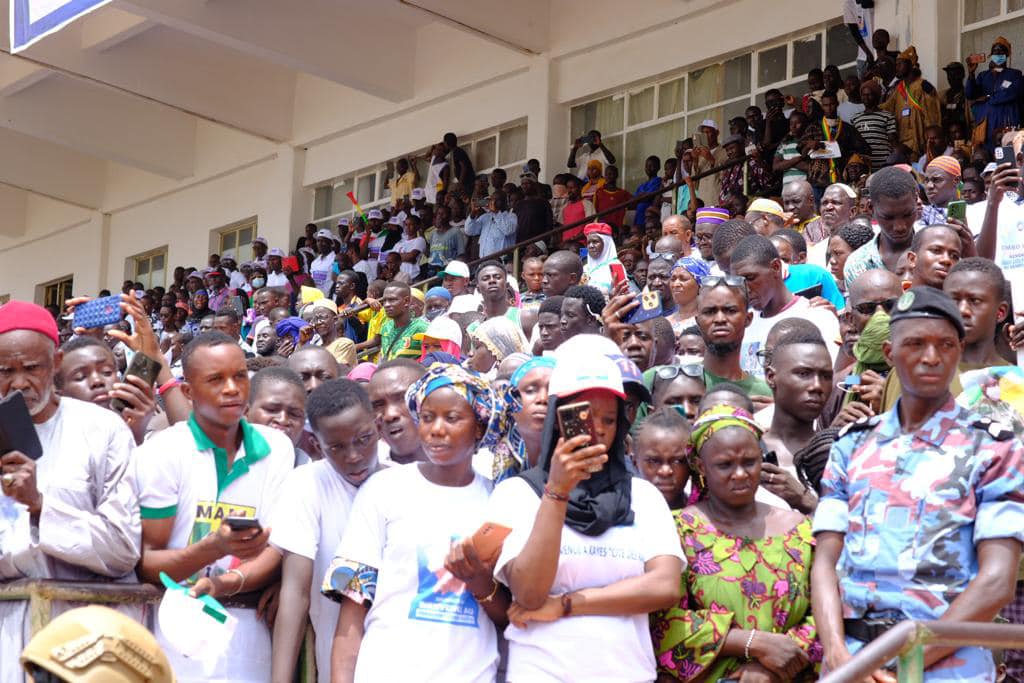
[672,256,711,285]
[406,364,511,450]
[425,286,452,301]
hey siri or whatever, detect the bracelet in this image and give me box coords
[560,592,574,617]
[157,378,180,396]
[226,568,246,596]
[744,629,757,660]
[543,485,570,502]
[472,579,499,604]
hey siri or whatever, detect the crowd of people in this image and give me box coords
[7,4,1024,682]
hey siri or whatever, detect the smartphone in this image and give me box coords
[794,283,823,299]
[469,522,512,564]
[0,391,43,460]
[763,451,779,467]
[947,200,967,223]
[995,145,1016,165]
[73,295,123,330]
[693,130,708,149]
[224,517,262,532]
[557,401,595,444]
[111,353,162,413]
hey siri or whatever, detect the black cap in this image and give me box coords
[889,287,965,339]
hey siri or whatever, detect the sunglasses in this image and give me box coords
[655,364,705,382]
[700,275,748,291]
[851,297,898,316]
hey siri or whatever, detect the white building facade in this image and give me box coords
[0,0,1006,303]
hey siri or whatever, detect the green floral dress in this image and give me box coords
[651,509,822,681]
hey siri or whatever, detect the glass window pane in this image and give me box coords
[688,63,723,110]
[570,95,624,138]
[623,119,684,195]
[724,100,751,131]
[221,232,236,251]
[826,22,858,66]
[964,0,1001,24]
[724,54,751,100]
[962,18,1024,63]
[1012,0,1024,11]
[313,186,331,219]
[690,107,723,137]
[658,77,685,117]
[238,226,253,246]
[792,34,823,79]
[238,242,253,263]
[602,134,623,174]
[474,136,496,170]
[499,124,528,165]
[758,44,787,87]
[136,258,149,276]
[628,86,655,125]
[356,175,376,204]
[332,178,353,215]
[151,267,165,288]
[153,254,164,271]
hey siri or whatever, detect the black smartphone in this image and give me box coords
[794,283,823,299]
[995,145,1017,165]
[947,200,967,223]
[0,392,43,460]
[224,517,262,532]
[557,401,595,444]
[73,295,123,330]
[111,353,162,413]
[763,450,779,467]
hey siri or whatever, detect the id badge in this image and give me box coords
[1003,80,1013,89]
[901,107,911,117]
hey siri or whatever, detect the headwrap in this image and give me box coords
[411,288,425,303]
[275,317,312,345]
[672,255,711,285]
[253,318,271,341]
[747,198,785,218]
[509,356,557,389]
[826,182,858,199]
[311,299,338,314]
[926,155,962,178]
[690,404,764,454]
[583,222,613,237]
[696,207,730,224]
[469,317,528,363]
[492,356,558,484]
[0,300,59,346]
[994,36,1012,55]
[425,286,452,302]
[852,309,892,376]
[405,364,510,450]
[175,302,189,313]
[897,45,919,67]
[419,339,462,361]
[845,154,870,171]
[420,351,462,368]
[586,159,604,174]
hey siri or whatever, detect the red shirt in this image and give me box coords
[595,187,633,230]
[561,200,589,242]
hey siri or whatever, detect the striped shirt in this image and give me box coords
[774,137,807,182]
[852,110,897,170]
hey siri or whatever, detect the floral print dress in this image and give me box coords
[651,509,822,681]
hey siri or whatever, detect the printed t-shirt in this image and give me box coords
[489,476,685,682]
[270,461,361,683]
[321,464,497,683]
[136,416,294,683]
[741,296,840,379]
[379,317,429,361]
[310,253,336,295]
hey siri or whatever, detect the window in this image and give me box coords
[310,121,529,229]
[570,21,857,193]
[962,1,1024,58]
[219,220,257,263]
[131,248,167,290]
[41,276,73,309]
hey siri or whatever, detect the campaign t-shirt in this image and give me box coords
[490,477,684,683]
[394,236,427,279]
[310,253,336,295]
[270,461,361,683]
[741,296,841,379]
[136,417,294,683]
[321,464,497,683]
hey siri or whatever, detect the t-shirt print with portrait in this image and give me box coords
[410,540,481,628]
[187,500,257,583]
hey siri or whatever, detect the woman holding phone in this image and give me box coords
[487,352,683,682]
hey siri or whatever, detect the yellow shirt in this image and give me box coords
[389,171,417,206]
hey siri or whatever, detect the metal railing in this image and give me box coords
[820,620,1024,682]
[0,579,317,683]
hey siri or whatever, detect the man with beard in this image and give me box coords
[254,319,280,358]
[367,359,426,465]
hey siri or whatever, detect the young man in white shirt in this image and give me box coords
[310,229,338,296]
[270,379,383,683]
[136,332,293,683]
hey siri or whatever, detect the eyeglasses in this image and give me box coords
[700,275,748,292]
[655,364,705,382]
[851,297,898,316]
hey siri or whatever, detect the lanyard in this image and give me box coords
[897,81,923,111]
[821,119,843,183]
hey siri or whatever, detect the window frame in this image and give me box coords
[216,219,258,264]
[40,275,74,309]
[129,246,168,290]
[960,0,1024,56]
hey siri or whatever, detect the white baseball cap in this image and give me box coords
[548,352,625,399]
[417,315,463,347]
[268,247,286,257]
[367,209,383,220]
[338,217,350,227]
[221,250,236,261]
[699,119,719,131]
[411,188,426,200]
[440,260,470,279]
[315,228,334,240]
[253,236,269,246]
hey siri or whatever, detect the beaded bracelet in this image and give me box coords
[543,485,570,502]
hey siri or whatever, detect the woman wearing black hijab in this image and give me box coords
[486,351,683,683]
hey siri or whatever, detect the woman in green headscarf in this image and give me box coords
[651,404,821,682]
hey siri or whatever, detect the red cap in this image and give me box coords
[0,301,59,346]
[583,222,613,237]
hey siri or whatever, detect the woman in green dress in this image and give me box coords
[652,404,821,682]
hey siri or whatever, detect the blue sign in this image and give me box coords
[11,0,112,52]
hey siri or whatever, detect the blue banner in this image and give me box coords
[11,0,112,52]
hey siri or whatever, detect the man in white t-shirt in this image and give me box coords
[136,332,293,683]
[270,379,383,683]
[730,235,840,379]
[266,248,293,290]
[310,229,338,296]
[0,302,141,683]
[394,223,427,281]
[843,0,874,75]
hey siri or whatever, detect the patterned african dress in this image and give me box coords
[651,510,821,682]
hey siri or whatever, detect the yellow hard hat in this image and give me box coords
[21,605,175,683]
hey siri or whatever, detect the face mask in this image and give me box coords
[424,308,444,321]
[252,277,266,289]
[992,54,1008,66]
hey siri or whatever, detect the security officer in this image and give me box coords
[21,605,174,682]
[811,287,1024,682]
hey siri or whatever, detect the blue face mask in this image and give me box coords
[252,277,266,289]
[992,54,1008,66]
